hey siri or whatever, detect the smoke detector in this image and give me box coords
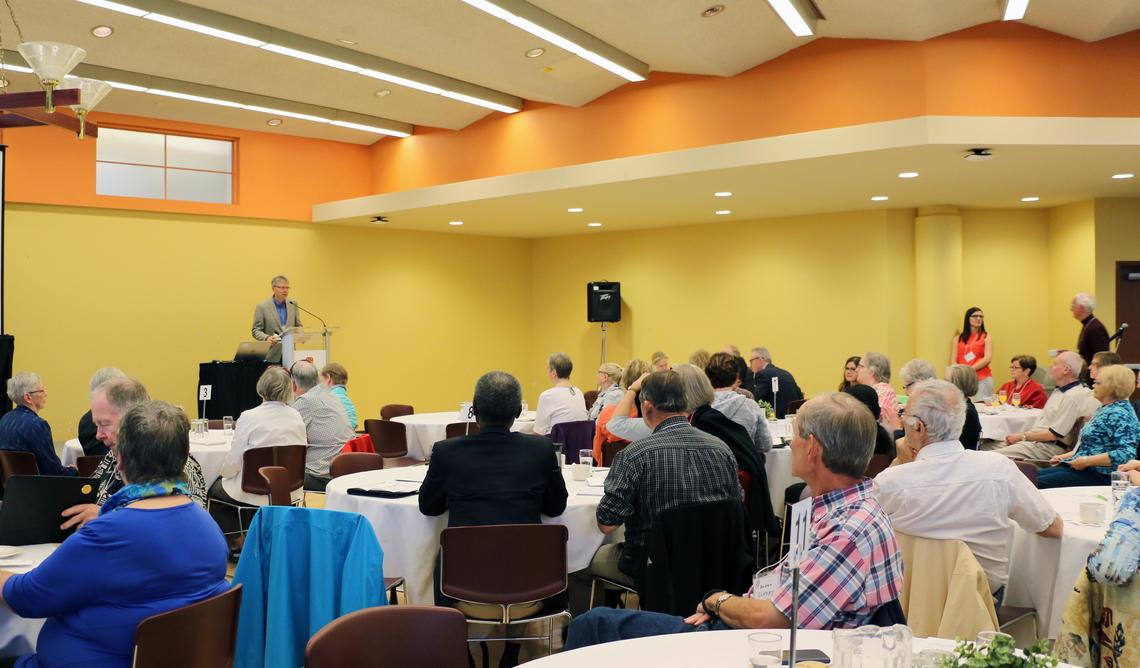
[963,148,993,162]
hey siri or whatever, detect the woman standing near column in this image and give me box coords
[950,306,993,399]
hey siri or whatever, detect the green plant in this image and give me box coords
[757,399,775,420]
[940,635,1058,667]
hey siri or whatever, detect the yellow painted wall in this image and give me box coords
[5,204,533,432]
[1094,198,1140,332]
[1046,201,1097,352]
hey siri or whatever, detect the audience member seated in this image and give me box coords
[533,352,588,436]
[1088,482,1140,586]
[839,356,860,392]
[1089,350,1122,387]
[706,353,773,454]
[898,359,936,398]
[857,352,901,432]
[320,362,357,430]
[749,347,803,418]
[291,361,355,492]
[567,392,903,648]
[874,379,1063,597]
[843,385,895,456]
[76,367,125,457]
[724,345,753,391]
[1038,365,1140,488]
[594,360,651,462]
[61,378,207,531]
[589,362,625,421]
[584,370,741,594]
[946,365,982,450]
[996,355,1047,409]
[1,400,229,667]
[688,349,711,369]
[208,367,307,535]
[0,372,75,477]
[993,351,1097,461]
[651,350,670,372]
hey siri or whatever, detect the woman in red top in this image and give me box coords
[997,355,1048,409]
[950,306,994,399]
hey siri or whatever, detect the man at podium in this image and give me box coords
[251,275,301,363]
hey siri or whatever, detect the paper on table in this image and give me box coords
[366,481,421,494]
[577,486,605,496]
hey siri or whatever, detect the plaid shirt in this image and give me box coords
[771,479,902,629]
[596,415,741,552]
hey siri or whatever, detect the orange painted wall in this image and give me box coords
[369,22,1140,193]
[1,112,373,222]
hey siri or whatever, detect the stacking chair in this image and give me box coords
[583,390,599,412]
[329,452,384,479]
[785,398,807,415]
[0,451,38,485]
[444,422,480,439]
[132,584,242,668]
[206,445,306,539]
[601,441,629,467]
[379,404,414,420]
[305,606,468,668]
[550,420,596,463]
[1013,460,1038,486]
[895,533,999,640]
[258,466,293,506]
[440,524,571,663]
[76,455,104,477]
[363,419,423,469]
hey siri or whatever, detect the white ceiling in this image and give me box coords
[2,0,1137,143]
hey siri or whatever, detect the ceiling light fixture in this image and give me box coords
[359,69,442,94]
[105,80,148,91]
[266,118,282,126]
[439,90,519,114]
[525,47,545,58]
[148,88,245,108]
[261,44,361,72]
[75,0,147,17]
[375,89,391,97]
[963,148,993,162]
[330,119,410,138]
[336,38,358,45]
[0,63,34,74]
[91,26,114,38]
[764,0,820,37]
[18,42,88,112]
[449,221,464,226]
[64,76,112,138]
[1000,0,1030,21]
[701,5,726,17]
[897,171,919,178]
[567,207,583,213]
[1111,173,1135,180]
[144,13,267,46]
[245,105,330,123]
[715,210,731,215]
[587,222,603,227]
[870,195,889,202]
[1020,196,1040,202]
[714,191,732,197]
[460,0,648,82]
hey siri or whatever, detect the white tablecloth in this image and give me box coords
[393,411,536,461]
[0,544,58,658]
[976,406,1043,441]
[1005,486,1112,638]
[525,628,1074,667]
[62,432,232,488]
[764,447,801,518]
[325,465,620,605]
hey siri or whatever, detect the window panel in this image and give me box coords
[95,128,234,204]
[96,128,166,166]
[167,169,232,204]
[95,163,165,199]
[166,134,233,172]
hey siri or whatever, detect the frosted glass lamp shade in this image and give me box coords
[65,77,112,112]
[18,42,87,83]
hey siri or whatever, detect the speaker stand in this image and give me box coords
[600,322,608,365]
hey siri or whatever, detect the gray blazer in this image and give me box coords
[251,298,301,363]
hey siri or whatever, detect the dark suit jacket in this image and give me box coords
[690,405,778,534]
[419,425,568,528]
[77,410,108,457]
[752,364,804,418]
[1077,315,1111,370]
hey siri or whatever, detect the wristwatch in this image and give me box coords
[713,592,733,617]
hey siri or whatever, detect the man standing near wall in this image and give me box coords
[1072,293,1110,374]
[252,275,301,364]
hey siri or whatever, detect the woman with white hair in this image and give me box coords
[589,362,624,421]
[0,372,75,476]
[856,352,901,432]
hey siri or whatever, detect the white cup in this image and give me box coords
[571,463,592,481]
[1079,501,1106,525]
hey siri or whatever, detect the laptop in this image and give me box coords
[0,475,99,545]
[234,340,273,362]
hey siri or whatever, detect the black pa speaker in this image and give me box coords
[587,282,621,322]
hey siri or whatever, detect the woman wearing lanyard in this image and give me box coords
[950,306,993,400]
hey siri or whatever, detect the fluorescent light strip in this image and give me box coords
[0,63,34,74]
[330,120,410,138]
[440,90,519,114]
[1003,0,1029,20]
[144,13,267,47]
[75,0,148,17]
[359,69,444,95]
[244,105,330,123]
[147,88,245,108]
[106,80,148,91]
[260,44,362,72]
[766,0,814,37]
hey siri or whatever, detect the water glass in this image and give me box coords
[222,416,234,435]
[552,442,565,467]
[1111,471,1130,512]
[579,449,594,467]
[912,649,954,667]
[974,631,1012,647]
[1011,391,1022,407]
[747,632,782,667]
[520,401,529,415]
[833,625,912,668]
[997,390,1007,405]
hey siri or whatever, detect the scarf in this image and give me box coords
[100,479,191,516]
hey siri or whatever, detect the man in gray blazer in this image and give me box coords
[251,275,301,363]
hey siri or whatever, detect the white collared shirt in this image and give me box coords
[533,385,588,435]
[873,439,1056,592]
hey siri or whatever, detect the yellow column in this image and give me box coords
[914,206,963,371]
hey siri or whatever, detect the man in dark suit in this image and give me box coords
[251,275,301,364]
[749,347,803,418]
[1071,292,1111,378]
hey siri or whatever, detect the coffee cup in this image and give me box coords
[572,463,592,481]
[1079,501,1106,525]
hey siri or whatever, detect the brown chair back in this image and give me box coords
[602,441,630,467]
[864,453,893,479]
[1013,460,1038,487]
[444,422,480,439]
[786,398,807,415]
[0,451,39,485]
[207,419,225,430]
[583,390,599,411]
[258,466,293,506]
[440,524,568,606]
[305,605,468,668]
[240,445,306,496]
[363,419,409,458]
[76,455,104,478]
[133,584,242,668]
[330,452,384,479]
[380,404,414,420]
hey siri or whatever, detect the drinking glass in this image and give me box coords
[1011,391,1021,407]
[579,449,594,467]
[552,442,565,467]
[975,631,1011,647]
[520,401,529,415]
[997,390,1007,405]
[747,632,782,667]
[833,625,912,668]
[1111,470,1130,512]
[222,416,234,435]
[912,649,954,667]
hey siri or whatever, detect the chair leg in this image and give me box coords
[588,578,598,611]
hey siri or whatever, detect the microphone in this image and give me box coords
[1108,322,1129,342]
[288,300,327,329]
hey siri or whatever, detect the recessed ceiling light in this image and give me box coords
[587,222,603,227]
[375,89,392,98]
[897,171,919,179]
[567,207,584,213]
[1020,196,1040,202]
[525,47,545,58]
[701,5,726,17]
[449,221,464,226]
[336,38,358,45]
[714,191,732,197]
[1112,173,1135,180]
[91,25,114,38]
[715,210,731,215]
[870,195,889,202]
[266,118,282,126]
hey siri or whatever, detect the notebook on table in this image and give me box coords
[0,475,99,545]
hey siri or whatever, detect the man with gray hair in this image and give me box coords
[992,351,1098,462]
[1071,292,1110,373]
[875,379,1062,595]
[291,360,354,491]
[77,367,126,456]
[0,371,75,476]
[749,347,802,418]
[251,275,301,364]
[533,352,588,436]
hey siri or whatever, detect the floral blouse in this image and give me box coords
[1088,487,1140,585]
[92,452,208,507]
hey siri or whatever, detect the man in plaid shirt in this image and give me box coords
[567,392,903,647]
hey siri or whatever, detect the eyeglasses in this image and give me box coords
[1009,365,1023,371]
[27,389,46,395]
[902,382,915,391]
[970,314,984,319]
[749,357,762,362]
[902,414,924,430]
[844,366,857,372]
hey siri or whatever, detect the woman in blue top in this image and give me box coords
[0,400,230,667]
[321,362,357,429]
[1039,365,1140,488]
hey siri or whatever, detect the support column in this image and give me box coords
[914,206,963,369]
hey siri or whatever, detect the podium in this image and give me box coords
[282,326,340,369]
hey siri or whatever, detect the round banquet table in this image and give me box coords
[975,405,1043,441]
[1004,485,1114,638]
[523,627,1079,667]
[324,465,621,605]
[762,420,801,518]
[393,411,536,461]
[62,431,233,488]
[0,544,58,659]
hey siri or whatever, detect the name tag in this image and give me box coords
[964,351,976,363]
[750,569,780,601]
